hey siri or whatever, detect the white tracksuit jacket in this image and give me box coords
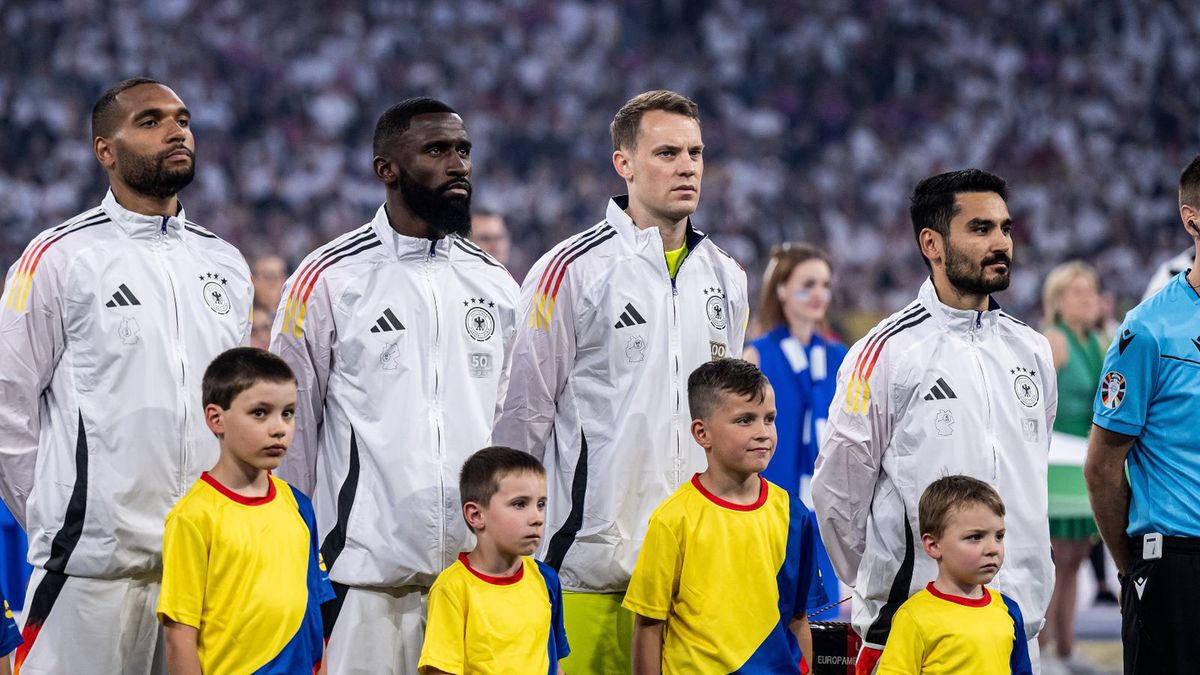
[813,278,1057,648]
[491,196,748,593]
[270,205,518,589]
[0,190,251,578]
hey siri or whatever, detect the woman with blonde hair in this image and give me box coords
[745,242,846,618]
[1040,260,1107,672]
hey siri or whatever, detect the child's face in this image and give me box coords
[923,502,1006,587]
[692,386,777,477]
[205,380,296,472]
[473,471,547,557]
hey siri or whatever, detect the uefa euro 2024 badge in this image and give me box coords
[198,272,231,315]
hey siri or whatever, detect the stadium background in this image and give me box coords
[3,0,1195,671]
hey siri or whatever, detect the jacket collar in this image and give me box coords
[919,277,1001,336]
[606,195,706,253]
[101,189,186,239]
[370,204,453,262]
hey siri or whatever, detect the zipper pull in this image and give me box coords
[161,216,168,236]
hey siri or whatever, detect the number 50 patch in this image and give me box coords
[469,352,493,378]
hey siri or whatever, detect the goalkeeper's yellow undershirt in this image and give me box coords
[664,243,688,279]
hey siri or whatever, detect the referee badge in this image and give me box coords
[1100,371,1126,409]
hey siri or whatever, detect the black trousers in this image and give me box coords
[1121,536,1200,674]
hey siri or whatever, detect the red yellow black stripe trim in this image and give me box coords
[843,305,930,414]
[528,224,615,330]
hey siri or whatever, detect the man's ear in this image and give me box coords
[612,149,634,182]
[919,228,944,266]
[463,501,485,532]
[374,155,396,184]
[204,403,225,438]
[1182,204,1200,239]
[95,136,116,170]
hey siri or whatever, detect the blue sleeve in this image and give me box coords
[1001,594,1033,675]
[1092,318,1158,437]
[1,596,21,657]
[794,499,830,615]
[292,486,336,604]
[535,560,570,669]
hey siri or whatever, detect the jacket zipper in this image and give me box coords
[967,320,998,480]
[158,216,189,494]
[426,240,446,567]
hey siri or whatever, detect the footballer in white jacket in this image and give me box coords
[492,91,748,673]
[813,169,1057,673]
[270,99,518,675]
[0,79,251,675]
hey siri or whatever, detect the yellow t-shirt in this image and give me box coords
[664,243,688,279]
[622,475,825,673]
[157,473,334,674]
[419,553,569,674]
[876,584,1032,674]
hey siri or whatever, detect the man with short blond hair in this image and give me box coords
[493,90,748,673]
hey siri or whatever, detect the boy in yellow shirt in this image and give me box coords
[157,347,333,674]
[419,447,569,674]
[876,475,1033,674]
[624,359,826,674]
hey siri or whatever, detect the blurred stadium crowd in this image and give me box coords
[1,0,1198,334]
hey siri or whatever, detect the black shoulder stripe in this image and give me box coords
[183,220,219,239]
[51,207,107,233]
[307,227,378,268]
[1001,312,1029,327]
[453,239,503,268]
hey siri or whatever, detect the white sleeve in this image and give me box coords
[728,264,750,357]
[812,337,893,586]
[0,243,66,526]
[269,271,334,496]
[491,255,577,461]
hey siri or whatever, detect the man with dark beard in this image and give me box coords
[812,169,1056,673]
[0,77,252,674]
[270,98,518,675]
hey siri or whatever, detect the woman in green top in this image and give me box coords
[1039,261,1106,669]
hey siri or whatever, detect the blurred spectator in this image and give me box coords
[469,208,512,267]
[1040,261,1106,672]
[251,254,288,313]
[250,304,274,350]
[2,0,1199,335]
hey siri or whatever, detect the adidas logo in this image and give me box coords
[614,303,647,329]
[105,284,141,308]
[922,377,957,401]
[370,308,405,333]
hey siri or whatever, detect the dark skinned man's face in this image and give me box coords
[383,112,473,237]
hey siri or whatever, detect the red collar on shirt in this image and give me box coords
[200,472,276,506]
[458,552,524,585]
[690,474,769,511]
[925,582,991,607]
